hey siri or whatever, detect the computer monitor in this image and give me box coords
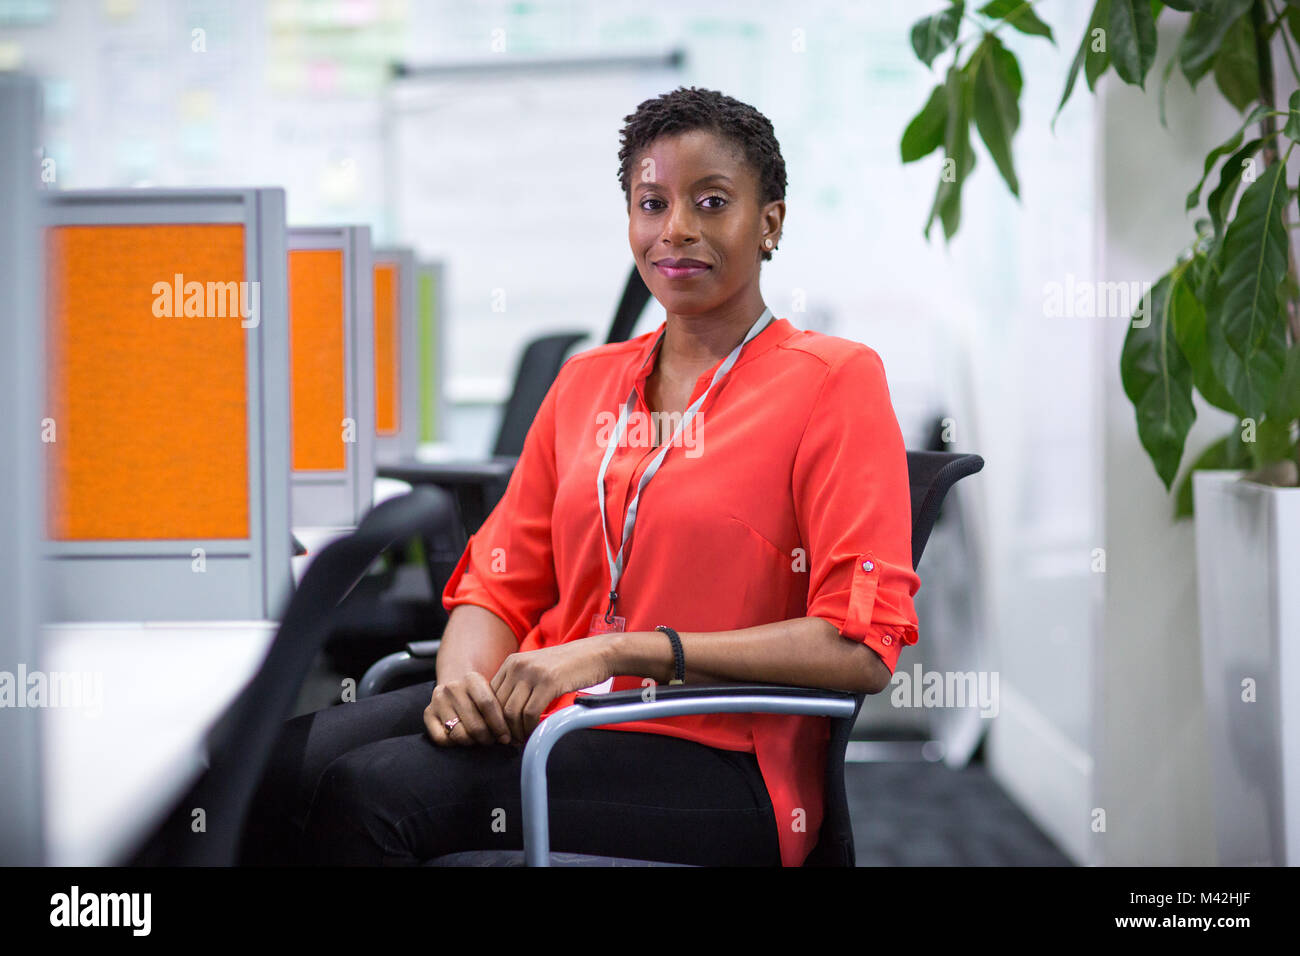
[287,225,375,527]
[43,187,293,622]
[372,246,418,464]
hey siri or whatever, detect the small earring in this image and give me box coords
[764,238,773,249]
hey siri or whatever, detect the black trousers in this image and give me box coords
[240,680,783,866]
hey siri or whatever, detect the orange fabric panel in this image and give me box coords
[45,224,250,541]
[373,262,400,435]
[289,249,347,471]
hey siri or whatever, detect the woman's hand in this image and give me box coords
[424,672,514,747]
[490,638,616,742]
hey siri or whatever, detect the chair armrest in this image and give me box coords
[377,458,518,488]
[572,682,853,708]
[520,686,858,866]
[406,639,442,658]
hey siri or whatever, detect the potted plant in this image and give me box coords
[900,0,1299,864]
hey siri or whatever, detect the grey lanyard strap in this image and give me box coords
[596,307,774,620]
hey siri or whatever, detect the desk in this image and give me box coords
[41,620,276,866]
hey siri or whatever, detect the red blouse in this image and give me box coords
[442,315,920,866]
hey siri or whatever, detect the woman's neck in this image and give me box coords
[657,303,769,381]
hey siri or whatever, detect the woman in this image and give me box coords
[242,86,920,867]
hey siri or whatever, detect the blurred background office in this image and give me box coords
[5,0,1274,868]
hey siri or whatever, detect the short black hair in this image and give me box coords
[618,86,787,261]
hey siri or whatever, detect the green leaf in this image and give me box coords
[1085,0,1114,90]
[1109,0,1158,88]
[1288,5,1300,47]
[1205,137,1263,246]
[925,63,976,241]
[976,0,1055,42]
[1170,254,1246,415]
[1121,269,1199,489]
[1265,342,1300,420]
[912,2,965,68]
[1184,103,1271,212]
[902,85,949,162]
[1163,0,1210,10]
[970,35,1022,197]
[1055,0,1112,127]
[1212,13,1260,112]
[1179,0,1254,89]
[1204,160,1292,419]
[1172,427,1253,518]
[1286,89,1300,140]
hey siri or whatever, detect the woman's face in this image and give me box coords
[627,128,783,317]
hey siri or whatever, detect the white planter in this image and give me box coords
[1193,470,1300,865]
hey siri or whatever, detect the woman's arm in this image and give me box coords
[604,618,893,695]
[436,604,519,684]
[489,617,893,741]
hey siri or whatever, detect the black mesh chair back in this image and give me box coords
[605,264,652,345]
[491,332,589,457]
[128,487,458,866]
[803,450,984,866]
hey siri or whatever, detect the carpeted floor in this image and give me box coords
[845,756,1074,866]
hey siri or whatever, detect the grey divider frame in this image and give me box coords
[0,74,45,865]
[373,246,419,465]
[287,226,375,527]
[43,188,293,622]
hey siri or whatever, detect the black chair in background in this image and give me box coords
[127,487,459,866]
[358,450,985,867]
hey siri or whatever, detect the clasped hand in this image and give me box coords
[423,638,615,747]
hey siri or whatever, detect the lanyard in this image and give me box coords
[596,306,774,621]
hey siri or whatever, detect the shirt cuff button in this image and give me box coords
[881,634,893,646]
[862,559,874,571]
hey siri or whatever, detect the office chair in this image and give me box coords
[127,486,458,866]
[358,449,985,866]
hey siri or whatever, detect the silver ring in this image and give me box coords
[443,717,460,733]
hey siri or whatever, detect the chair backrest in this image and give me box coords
[491,332,589,457]
[128,486,459,865]
[287,225,375,527]
[487,263,649,458]
[372,247,419,465]
[43,187,293,622]
[604,263,652,345]
[804,449,985,867]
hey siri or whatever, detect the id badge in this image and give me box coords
[577,612,625,695]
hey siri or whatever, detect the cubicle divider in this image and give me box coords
[416,259,447,446]
[372,246,419,465]
[287,226,375,527]
[43,188,293,622]
[0,73,46,866]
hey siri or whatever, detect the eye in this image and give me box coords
[700,194,727,209]
[638,194,728,212]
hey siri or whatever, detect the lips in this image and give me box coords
[654,257,712,279]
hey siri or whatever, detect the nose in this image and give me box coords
[660,200,699,247]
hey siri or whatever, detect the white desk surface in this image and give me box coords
[41,620,277,867]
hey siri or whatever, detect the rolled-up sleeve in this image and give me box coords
[441,374,561,644]
[792,346,920,674]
